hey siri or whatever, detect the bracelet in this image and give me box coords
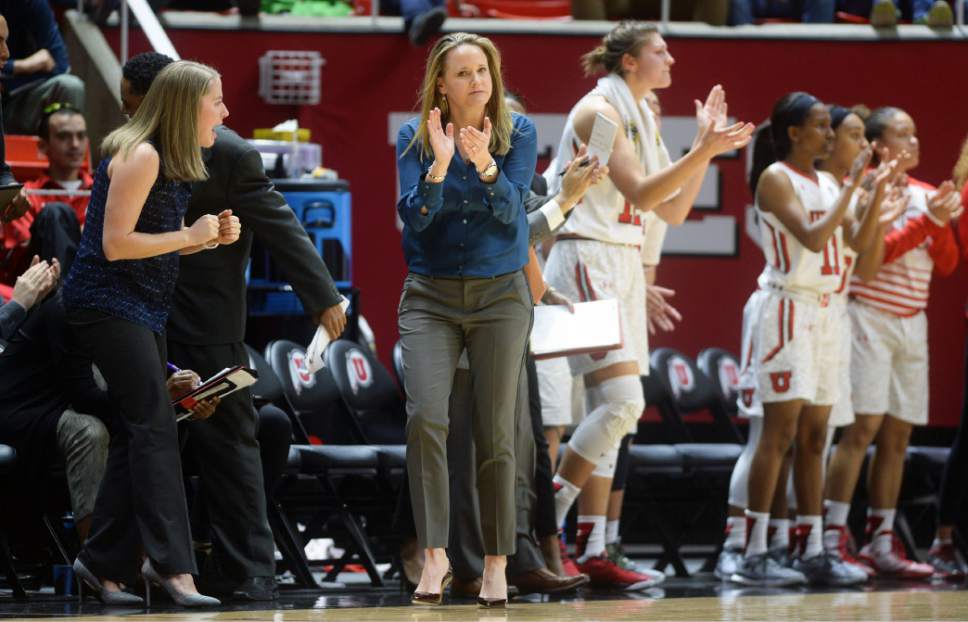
[203,241,219,250]
[426,171,446,183]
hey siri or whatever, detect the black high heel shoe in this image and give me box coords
[411,569,453,606]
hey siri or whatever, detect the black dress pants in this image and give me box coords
[70,309,194,581]
[168,340,276,582]
[938,340,968,528]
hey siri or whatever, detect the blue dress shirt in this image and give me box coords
[396,112,537,278]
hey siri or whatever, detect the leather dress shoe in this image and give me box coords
[450,575,519,599]
[232,576,279,601]
[510,567,590,595]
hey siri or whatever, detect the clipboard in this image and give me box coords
[531,299,624,360]
[171,365,258,421]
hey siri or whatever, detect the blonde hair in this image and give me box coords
[102,60,219,182]
[954,133,968,189]
[581,21,659,77]
[404,32,513,160]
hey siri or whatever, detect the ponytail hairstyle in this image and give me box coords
[768,91,821,162]
[580,21,659,77]
[748,121,776,196]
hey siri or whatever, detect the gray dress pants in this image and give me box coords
[448,357,545,580]
[399,271,533,555]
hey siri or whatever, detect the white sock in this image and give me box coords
[605,519,620,545]
[797,515,824,559]
[553,474,581,527]
[768,518,791,552]
[824,499,851,527]
[576,515,606,562]
[868,508,895,555]
[724,516,746,550]
[745,510,770,557]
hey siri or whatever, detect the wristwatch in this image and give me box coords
[478,159,498,179]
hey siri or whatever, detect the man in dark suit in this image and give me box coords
[122,52,346,601]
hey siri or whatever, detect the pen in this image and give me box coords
[558,158,591,176]
[166,362,181,375]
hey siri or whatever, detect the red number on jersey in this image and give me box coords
[820,237,841,276]
[618,201,641,226]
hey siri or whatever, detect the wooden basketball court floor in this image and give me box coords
[3,579,968,621]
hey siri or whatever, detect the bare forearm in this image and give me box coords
[103,229,192,261]
[631,148,711,213]
[853,230,886,281]
[846,195,882,253]
[653,166,706,225]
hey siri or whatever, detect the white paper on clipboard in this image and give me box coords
[173,366,257,421]
[306,296,352,373]
[586,112,619,167]
[530,299,623,360]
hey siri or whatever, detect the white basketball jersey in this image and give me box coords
[756,163,844,295]
[832,194,859,303]
[556,97,670,247]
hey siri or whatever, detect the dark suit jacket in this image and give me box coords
[167,126,342,345]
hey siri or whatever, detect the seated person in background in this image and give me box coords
[0,282,216,542]
[0,0,85,135]
[729,0,835,24]
[1,102,90,286]
[845,0,956,27]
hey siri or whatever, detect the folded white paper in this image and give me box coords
[306,296,352,373]
[586,111,619,166]
[531,299,623,360]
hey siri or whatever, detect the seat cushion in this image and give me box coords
[295,444,379,472]
[907,446,949,468]
[377,445,406,469]
[629,444,683,469]
[675,443,742,467]
[0,444,15,472]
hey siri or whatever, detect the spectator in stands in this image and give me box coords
[122,51,345,602]
[846,0,956,27]
[384,0,449,45]
[729,0,835,24]
[63,60,235,607]
[0,1,85,135]
[0,14,31,252]
[1,103,91,289]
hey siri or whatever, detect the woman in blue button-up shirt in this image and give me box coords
[396,32,537,608]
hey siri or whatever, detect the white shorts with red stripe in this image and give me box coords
[828,299,855,428]
[849,300,928,425]
[543,238,648,377]
[736,288,840,416]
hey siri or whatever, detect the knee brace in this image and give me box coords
[592,445,619,478]
[568,375,645,464]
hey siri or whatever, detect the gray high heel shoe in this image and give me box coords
[141,559,220,608]
[73,559,145,606]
